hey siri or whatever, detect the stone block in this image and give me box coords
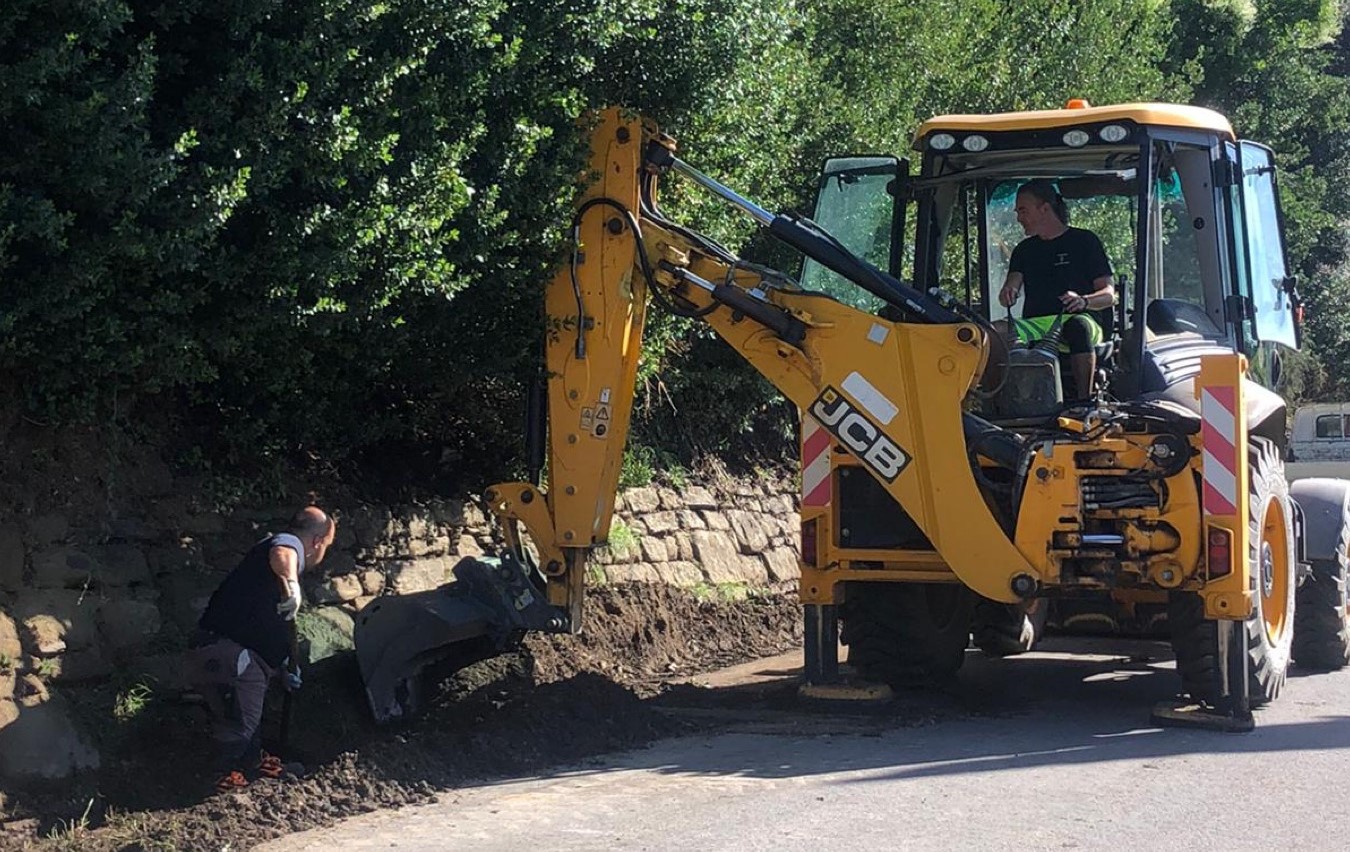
[0,688,100,781]
[360,570,385,596]
[34,546,151,590]
[639,537,669,563]
[96,600,162,655]
[318,549,356,577]
[643,511,679,534]
[728,510,770,554]
[675,510,706,530]
[452,535,484,559]
[0,612,20,665]
[25,616,66,655]
[107,518,160,542]
[680,485,719,509]
[656,487,682,510]
[387,557,451,595]
[334,574,364,603]
[606,564,662,584]
[689,530,742,585]
[332,519,358,551]
[672,532,694,562]
[625,487,660,513]
[146,538,206,576]
[31,548,97,590]
[768,494,798,516]
[738,554,770,586]
[24,514,68,547]
[348,505,394,550]
[180,513,225,535]
[14,591,99,653]
[352,595,376,612]
[700,511,731,531]
[763,547,801,583]
[0,525,24,594]
[651,561,705,588]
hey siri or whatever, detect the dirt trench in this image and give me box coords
[0,584,803,851]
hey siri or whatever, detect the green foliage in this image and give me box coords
[1,0,1346,484]
[607,517,637,549]
[113,680,154,722]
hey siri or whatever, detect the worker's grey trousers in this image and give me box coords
[187,635,276,770]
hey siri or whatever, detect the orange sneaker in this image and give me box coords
[257,751,285,779]
[215,770,249,794]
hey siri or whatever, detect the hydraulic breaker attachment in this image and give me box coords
[355,554,567,723]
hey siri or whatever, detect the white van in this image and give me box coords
[1287,403,1350,481]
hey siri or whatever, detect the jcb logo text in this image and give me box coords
[809,388,910,482]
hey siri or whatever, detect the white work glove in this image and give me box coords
[277,578,303,621]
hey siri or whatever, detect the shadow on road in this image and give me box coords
[587,634,1350,785]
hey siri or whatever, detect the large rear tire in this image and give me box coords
[840,582,973,686]
[972,597,1047,657]
[1169,437,1296,706]
[1292,557,1350,669]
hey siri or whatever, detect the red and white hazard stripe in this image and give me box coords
[1200,385,1238,516]
[801,415,832,507]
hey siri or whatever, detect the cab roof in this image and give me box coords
[914,102,1234,147]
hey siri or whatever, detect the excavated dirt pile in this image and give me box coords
[0,584,802,851]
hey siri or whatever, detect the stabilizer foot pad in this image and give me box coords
[1150,699,1255,733]
[798,680,893,704]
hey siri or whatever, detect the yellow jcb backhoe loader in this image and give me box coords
[355,104,1350,731]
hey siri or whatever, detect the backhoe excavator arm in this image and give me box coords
[355,108,1038,722]
[496,108,1039,624]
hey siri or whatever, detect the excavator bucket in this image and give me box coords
[354,554,567,723]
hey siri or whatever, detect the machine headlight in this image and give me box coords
[929,133,956,151]
[1099,124,1129,143]
[1063,129,1090,148]
[961,135,990,152]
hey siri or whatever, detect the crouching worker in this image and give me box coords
[187,505,336,793]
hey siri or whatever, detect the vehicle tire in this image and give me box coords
[840,582,973,686]
[972,597,1047,657]
[1169,437,1297,706]
[1292,557,1350,669]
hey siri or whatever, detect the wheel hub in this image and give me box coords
[1261,542,1275,598]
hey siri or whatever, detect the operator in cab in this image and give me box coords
[997,179,1116,400]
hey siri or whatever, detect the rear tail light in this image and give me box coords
[1206,526,1233,579]
[801,518,819,568]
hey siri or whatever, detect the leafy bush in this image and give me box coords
[0,1,1345,494]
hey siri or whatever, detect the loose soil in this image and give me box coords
[0,584,803,851]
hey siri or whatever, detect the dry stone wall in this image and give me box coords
[0,473,800,781]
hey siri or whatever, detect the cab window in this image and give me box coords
[1315,414,1343,439]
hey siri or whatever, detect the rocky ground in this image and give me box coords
[0,583,803,851]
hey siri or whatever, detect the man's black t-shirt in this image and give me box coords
[199,534,305,668]
[1008,227,1113,317]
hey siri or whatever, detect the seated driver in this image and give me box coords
[997,179,1117,399]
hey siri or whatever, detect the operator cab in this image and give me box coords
[801,102,1301,427]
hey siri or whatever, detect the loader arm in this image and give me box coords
[497,108,1039,629]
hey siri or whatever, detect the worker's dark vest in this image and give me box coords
[199,534,305,668]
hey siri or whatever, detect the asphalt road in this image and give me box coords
[263,637,1350,852]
